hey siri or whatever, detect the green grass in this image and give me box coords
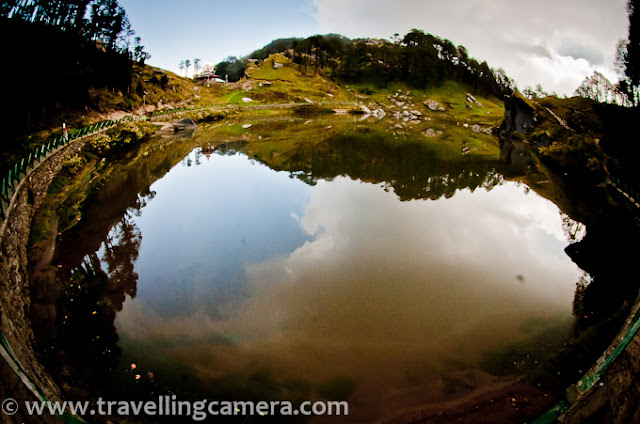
[246,54,300,81]
[222,90,250,104]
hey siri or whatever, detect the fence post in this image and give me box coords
[1,178,7,203]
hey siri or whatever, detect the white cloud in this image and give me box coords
[312,0,628,95]
[115,177,582,415]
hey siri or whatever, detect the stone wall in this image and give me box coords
[0,136,91,423]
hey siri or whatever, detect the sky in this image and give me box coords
[119,0,630,96]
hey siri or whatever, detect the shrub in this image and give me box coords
[538,134,603,180]
[62,154,86,175]
[107,122,155,149]
[86,133,113,156]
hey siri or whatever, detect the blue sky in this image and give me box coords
[120,0,629,96]
[120,0,320,72]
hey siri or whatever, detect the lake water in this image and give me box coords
[41,119,583,422]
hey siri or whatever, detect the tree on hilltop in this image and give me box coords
[215,56,247,82]
[2,0,149,58]
[133,36,150,64]
[618,0,639,105]
[194,58,201,77]
[575,71,631,105]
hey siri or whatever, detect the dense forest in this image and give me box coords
[0,0,149,147]
[216,30,517,98]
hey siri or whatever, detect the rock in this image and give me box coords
[466,92,483,107]
[360,105,372,115]
[410,110,422,117]
[242,97,253,103]
[423,128,437,137]
[500,95,536,134]
[242,124,252,129]
[471,124,493,135]
[173,118,197,131]
[372,109,386,118]
[273,62,284,69]
[396,101,405,107]
[425,100,444,111]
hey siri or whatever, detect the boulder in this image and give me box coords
[360,105,372,115]
[500,95,536,134]
[466,93,483,107]
[471,124,492,135]
[423,128,440,137]
[172,118,197,131]
[425,100,445,111]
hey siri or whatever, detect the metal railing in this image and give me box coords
[0,106,217,221]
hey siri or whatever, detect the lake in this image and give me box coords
[36,116,584,422]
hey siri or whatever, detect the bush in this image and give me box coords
[107,121,155,149]
[62,154,86,175]
[86,133,113,156]
[538,134,603,180]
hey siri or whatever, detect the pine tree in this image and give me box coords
[622,0,639,104]
[193,58,201,77]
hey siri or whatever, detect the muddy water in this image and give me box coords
[37,120,583,422]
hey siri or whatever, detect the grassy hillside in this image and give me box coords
[2,50,506,177]
[0,64,197,174]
